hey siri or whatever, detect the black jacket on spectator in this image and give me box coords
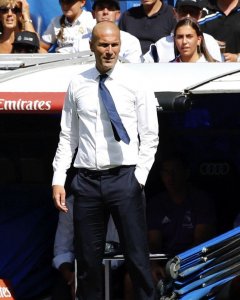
[199,0,240,54]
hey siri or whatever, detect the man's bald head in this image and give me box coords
[90,21,121,73]
[91,21,120,43]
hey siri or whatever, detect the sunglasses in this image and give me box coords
[177,6,201,17]
[0,6,21,14]
[12,45,38,53]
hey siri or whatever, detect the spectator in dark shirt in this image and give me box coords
[199,0,240,62]
[118,0,176,55]
[147,155,216,258]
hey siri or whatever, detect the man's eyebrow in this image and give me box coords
[99,41,120,46]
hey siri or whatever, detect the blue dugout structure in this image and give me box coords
[162,227,240,299]
[0,185,58,299]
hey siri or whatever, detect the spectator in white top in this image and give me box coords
[171,17,217,62]
[91,0,143,63]
[143,0,222,62]
[41,0,95,53]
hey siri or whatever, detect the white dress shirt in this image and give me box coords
[41,10,96,53]
[143,32,222,63]
[52,62,159,186]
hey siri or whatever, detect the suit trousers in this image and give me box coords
[71,165,155,300]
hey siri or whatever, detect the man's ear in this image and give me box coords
[92,11,96,19]
[115,10,121,21]
[173,8,178,19]
[80,0,86,8]
[89,40,94,52]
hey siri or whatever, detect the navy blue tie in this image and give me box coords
[99,74,130,144]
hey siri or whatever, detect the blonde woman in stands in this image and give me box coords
[41,0,95,53]
[0,0,38,53]
[171,17,217,62]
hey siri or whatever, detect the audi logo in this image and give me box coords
[200,162,230,176]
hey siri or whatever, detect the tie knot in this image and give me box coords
[99,74,108,83]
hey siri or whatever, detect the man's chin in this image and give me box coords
[103,60,116,69]
[100,18,111,22]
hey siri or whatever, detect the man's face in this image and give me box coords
[141,0,159,6]
[175,5,202,20]
[90,23,121,73]
[12,44,38,53]
[160,160,189,192]
[60,0,85,20]
[93,3,120,22]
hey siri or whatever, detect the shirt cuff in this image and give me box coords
[52,171,67,186]
[134,167,148,186]
[52,252,75,269]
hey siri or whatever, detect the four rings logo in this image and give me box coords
[200,162,230,176]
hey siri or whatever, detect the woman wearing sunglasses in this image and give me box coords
[0,0,39,53]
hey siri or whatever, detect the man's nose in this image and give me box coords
[103,8,109,14]
[106,45,113,53]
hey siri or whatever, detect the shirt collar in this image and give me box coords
[94,60,121,81]
[65,13,84,26]
[173,54,205,62]
[140,2,166,17]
